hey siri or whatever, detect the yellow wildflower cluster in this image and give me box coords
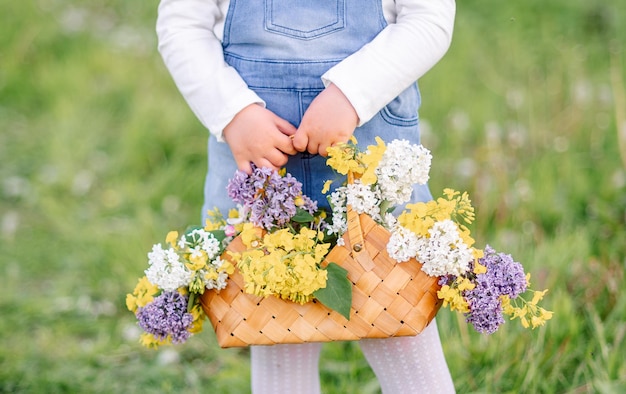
[167,230,235,295]
[501,284,553,329]
[398,188,480,256]
[437,262,485,313]
[188,303,206,334]
[325,136,386,185]
[204,207,228,231]
[139,332,170,348]
[126,276,159,313]
[230,223,330,304]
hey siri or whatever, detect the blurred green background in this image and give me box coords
[1,0,625,393]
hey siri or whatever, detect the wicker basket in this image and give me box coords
[200,207,442,348]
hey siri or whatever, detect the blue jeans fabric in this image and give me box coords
[203,0,431,219]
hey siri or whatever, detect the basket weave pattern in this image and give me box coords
[200,210,442,348]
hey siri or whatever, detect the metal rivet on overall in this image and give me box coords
[353,243,363,252]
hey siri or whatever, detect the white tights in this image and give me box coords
[250,320,455,394]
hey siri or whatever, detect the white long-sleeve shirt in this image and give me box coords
[156,0,456,140]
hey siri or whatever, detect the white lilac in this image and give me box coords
[178,229,221,259]
[145,244,193,291]
[387,225,420,262]
[375,139,432,205]
[326,187,348,236]
[203,256,229,291]
[345,181,382,222]
[416,219,473,277]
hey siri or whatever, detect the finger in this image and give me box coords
[318,142,330,157]
[292,131,309,152]
[275,117,297,137]
[236,159,253,174]
[254,157,279,172]
[267,150,290,168]
[306,141,320,156]
[277,134,298,155]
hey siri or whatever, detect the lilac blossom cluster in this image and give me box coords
[463,245,528,334]
[136,291,194,344]
[227,165,317,230]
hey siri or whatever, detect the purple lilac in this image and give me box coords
[227,165,317,230]
[463,245,528,334]
[136,291,194,344]
[464,269,505,334]
[464,291,505,334]
[480,245,527,298]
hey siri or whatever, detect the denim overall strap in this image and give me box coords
[204,0,430,220]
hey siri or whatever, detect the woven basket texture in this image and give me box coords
[200,211,442,348]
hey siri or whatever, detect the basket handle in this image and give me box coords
[346,172,376,272]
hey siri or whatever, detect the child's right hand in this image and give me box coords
[223,104,298,174]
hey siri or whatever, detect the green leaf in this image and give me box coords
[314,263,352,320]
[292,208,315,223]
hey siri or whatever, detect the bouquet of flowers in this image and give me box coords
[323,136,433,235]
[126,228,234,347]
[324,137,552,334]
[127,135,552,348]
[127,165,351,348]
[217,165,350,314]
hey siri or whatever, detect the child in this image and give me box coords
[157,1,457,392]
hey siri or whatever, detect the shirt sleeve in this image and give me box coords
[321,0,456,125]
[156,0,264,140]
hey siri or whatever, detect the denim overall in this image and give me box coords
[203,0,432,219]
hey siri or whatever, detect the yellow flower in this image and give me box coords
[228,208,240,220]
[360,137,386,185]
[322,179,333,194]
[204,207,227,231]
[520,316,530,328]
[188,275,205,294]
[186,250,207,271]
[166,231,178,247]
[530,315,546,328]
[539,308,554,322]
[233,225,329,304]
[457,277,476,291]
[204,269,219,282]
[140,333,171,348]
[398,209,434,237]
[437,285,470,313]
[473,261,487,274]
[443,188,459,199]
[326,142,363,175]
[220,260,235,275]
[473,248,485,260]
[457,226,476,248]
[188,304,206,334]
[530,289,549,305]
[240,223,262,247]
[126,276,159,313]
[500,295,515,315]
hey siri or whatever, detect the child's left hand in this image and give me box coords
[293,84,358,156]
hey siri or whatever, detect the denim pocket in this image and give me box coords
[264,0,345,40]
[380,84,421,127]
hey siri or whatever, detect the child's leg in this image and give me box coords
[250,343,322,394]
[358,320,455,394]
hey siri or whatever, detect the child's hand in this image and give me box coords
[293,84,358,156]
[223,104,297,174]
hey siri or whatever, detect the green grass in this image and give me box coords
[1,0,625,393]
